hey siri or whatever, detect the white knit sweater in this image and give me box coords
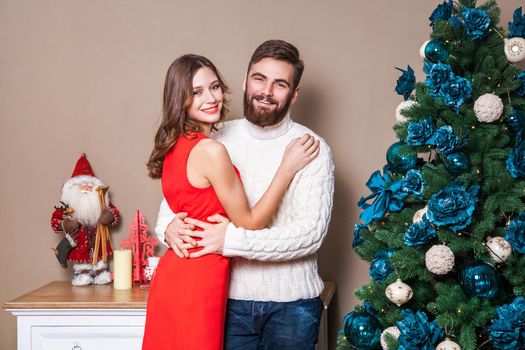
[155,115,335,302]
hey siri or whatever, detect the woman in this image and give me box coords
[142,54,319,350]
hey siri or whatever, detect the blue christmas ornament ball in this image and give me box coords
[424,40,449,63]
[343,311,382,350]
[443,152,471,175]
[459,261,499,299]
[386,142,418,173]
[507,109,525,134]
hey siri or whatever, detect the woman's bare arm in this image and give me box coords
[188,135,319,229]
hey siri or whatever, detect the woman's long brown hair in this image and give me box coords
[147,54,229,179]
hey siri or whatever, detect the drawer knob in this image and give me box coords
[72,342,82,350]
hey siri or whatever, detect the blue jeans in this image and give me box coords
[224,297,323,350]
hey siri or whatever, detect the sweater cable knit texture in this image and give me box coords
[156,115,335,302]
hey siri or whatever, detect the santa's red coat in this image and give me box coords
[51,204,120,263]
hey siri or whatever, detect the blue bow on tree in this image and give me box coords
[358,170,410,224]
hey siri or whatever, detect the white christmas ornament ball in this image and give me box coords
[419,40,431,58]
[426,245,455,275]
[380,326,401,350]
[474,93,504,123]
[436,338,461,350]
[396,100,418,123]
[486,236,512,263]
[412,206,428,223]
[385,279,413,306]
[504,37,525,63]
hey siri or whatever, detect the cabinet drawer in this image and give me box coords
[31,326,144,350]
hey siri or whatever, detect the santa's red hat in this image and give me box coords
[72,153,95,178]
[63,152,105,197]
[61,153,108,211]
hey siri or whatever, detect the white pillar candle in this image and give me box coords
[113,249,132,290]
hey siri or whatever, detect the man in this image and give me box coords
[156,40,334,349]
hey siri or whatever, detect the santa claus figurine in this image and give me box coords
[51,153,120,286]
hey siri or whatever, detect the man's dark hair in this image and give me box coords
[248,40,304,89]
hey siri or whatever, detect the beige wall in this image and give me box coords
[1,1,523,349]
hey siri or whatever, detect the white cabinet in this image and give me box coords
[4,282,148,350]
[4,281,335,350]
[12,309,145,350]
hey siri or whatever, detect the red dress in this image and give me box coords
[142,133,237,350]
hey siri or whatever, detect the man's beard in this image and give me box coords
[243,91,292,127]
[61,186,102,227]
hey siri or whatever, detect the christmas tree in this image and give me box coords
[338,1,525,350]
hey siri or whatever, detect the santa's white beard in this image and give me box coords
[61,187,101,227]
